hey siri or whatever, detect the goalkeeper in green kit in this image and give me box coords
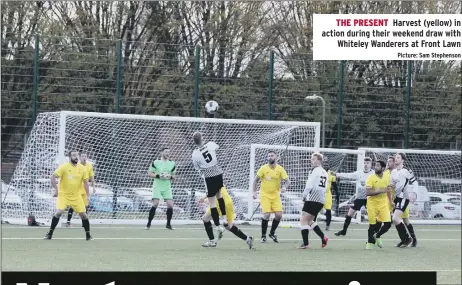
[146,147,176,230]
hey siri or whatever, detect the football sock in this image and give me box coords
[217,198,226,215]
[203,221,214,240]
[368,224,376,243]
[343,215,352,231]
[147,206,156,226]
[376,222,391,238]
[82,218,90,233]
[311,223,325,240]
[261,218,269,236]
[210,207,220,226]
[395,222,408,242]
[270,218,280,235]
[49,216,60,234]
[325,210,332,227]
[166,207,173,226]
[301,227,309,246]
[229,225,248,241]
[375,221,383,233]
[67,208,74,222]
[407,223,417,241]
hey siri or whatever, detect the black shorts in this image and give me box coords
[205,174,224,198]
[394,197,410,212]
[351,199,367,211]
[302,201,324,216]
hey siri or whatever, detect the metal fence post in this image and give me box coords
[194,45,201,117]
[115,39,123,113]
[404,61,412,149]
[268,50,275,120]
[337,60,345,148]
[32,34,40,125]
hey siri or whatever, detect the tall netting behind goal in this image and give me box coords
[359,148,461,225]
[3,111,320,225]
[246,144,365,225]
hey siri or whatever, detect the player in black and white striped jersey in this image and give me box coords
[299,153,329,249]
[191,132,227,247]
[390,152,417,248]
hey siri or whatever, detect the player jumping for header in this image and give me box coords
[191,132,227,238]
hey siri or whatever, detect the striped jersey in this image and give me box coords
[336,169,375,200]
[303,166,328,204]
[191,141,224,178]
[390,167,416,199]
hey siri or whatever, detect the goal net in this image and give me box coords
[3,111,320,225]
[359,148,461,225]
[246,144,365,226]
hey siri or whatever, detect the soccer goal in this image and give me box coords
[3,111,320,226]
[244,144,366,227]
[359,147,462,225]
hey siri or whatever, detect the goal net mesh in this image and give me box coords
[3,112,320,225]
[248,145,364,223]
[360,148,461,224]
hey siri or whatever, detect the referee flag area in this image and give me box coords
[1,224,460,284]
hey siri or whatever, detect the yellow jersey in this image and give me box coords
[365,173,389,205]
[79,162,94,195]
[326,170,336,195]
[256,164,288,198]
[54,162,89,197]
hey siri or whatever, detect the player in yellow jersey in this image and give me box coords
[253,150,289,243]
[200,186,254,249]
[65,151,96,227]
[45,151,92,240]
[322,163,337,231]
[365,160,393,249]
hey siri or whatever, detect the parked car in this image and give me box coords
[89,187,134,213]
[128,187,186,215]
[1,180,23,211]
[446,192,461,198]
[428,192,461,219]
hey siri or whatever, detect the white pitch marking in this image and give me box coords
[2,226,461,232]
[2,237,461,241]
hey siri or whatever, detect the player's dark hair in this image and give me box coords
[268,150,277,155]
[193,132,202,145]
[364,157,372,162]
[377,160,386,168]
[387,155,395,161]
[160,147,169,152]
[68,150,78,157]
[396,152,406,161]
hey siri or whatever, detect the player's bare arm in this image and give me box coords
[281,178,290,192]
[366,186,389,196]
[50,174,59,197]
[83,179,90,197]
[252,175,260,199]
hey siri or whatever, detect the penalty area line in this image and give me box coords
[2,226,461,232]
[2,237,461,241]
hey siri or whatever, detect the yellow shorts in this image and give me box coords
[386,204,410,219]
[207,202,235,223]
[57,195,86,213]
[367,202,391,225]
[260,195,282,213]
[324,193,332,210]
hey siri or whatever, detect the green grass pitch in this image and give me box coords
[1,223,460,284]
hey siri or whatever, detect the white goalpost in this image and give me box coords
[3,111,321,226]
[245,144,366,227]
[359,147,461,225]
